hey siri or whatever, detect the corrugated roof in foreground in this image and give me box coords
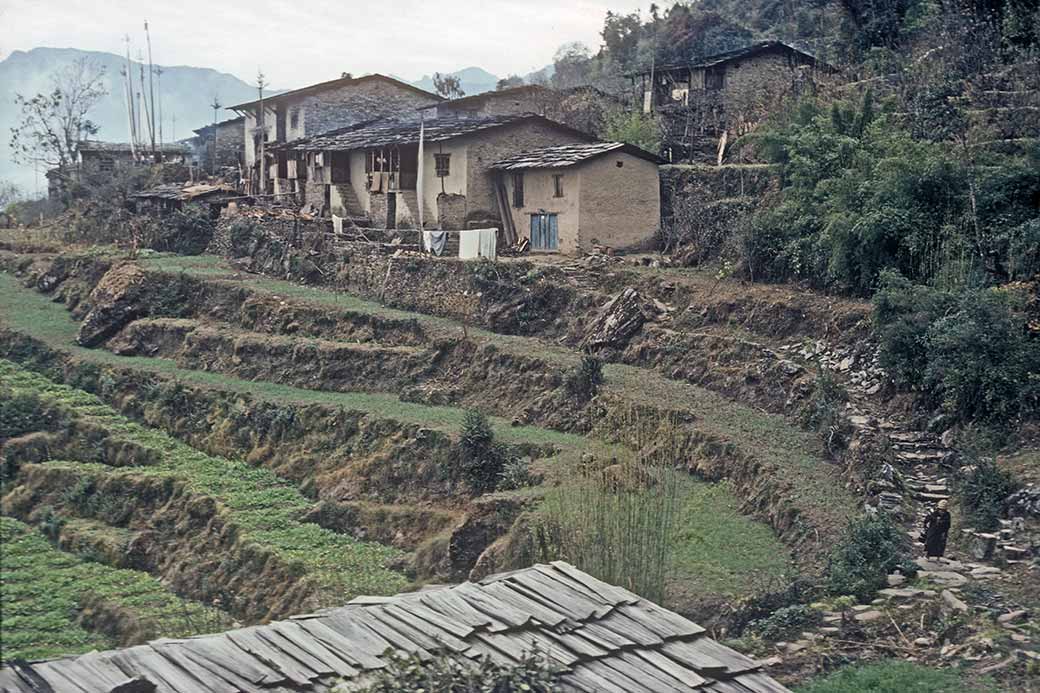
[277,113,596,153]
[489,141,665,170]
[0,561,790,693]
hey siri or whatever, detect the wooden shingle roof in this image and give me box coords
[0,562,789,693]
[489,141,664,170]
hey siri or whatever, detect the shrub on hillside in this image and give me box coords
[747,604,821,640]
[744,94,1040,293]
[361,648,559,692]
[827,513,916,601]
[458,409,512,494]
[564,355,604,402]
[145,203,215,255]
[800,367,852,453]
[873,272,1040,424]
[957,457,1020,531]
[0,387,65,440]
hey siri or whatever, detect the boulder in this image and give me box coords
[580,288,657,351]
[77,263,150,347]
[940,589,969,613]
[918,570,969,587]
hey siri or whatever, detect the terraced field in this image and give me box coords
[1,517,231,661]
[0,250,813,661]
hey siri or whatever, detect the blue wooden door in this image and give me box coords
[530,213,559,250]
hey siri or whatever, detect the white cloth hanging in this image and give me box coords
[458,228,497,260]
[332,214,344,234]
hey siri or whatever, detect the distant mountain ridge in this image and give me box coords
[0,47,260,191]
[0,47,554,193]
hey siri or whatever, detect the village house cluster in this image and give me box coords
[65,42,830,255]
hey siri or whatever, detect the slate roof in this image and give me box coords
[417,84,552,111]
[130,183,238,202]
[227,74,441,111]
[276,114,595,154]
[0,562,789,693]
[489,141,664,170]
[79,141,188,155]
[629,41,829,77]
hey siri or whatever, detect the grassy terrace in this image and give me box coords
[0,360,410,602]
[0,259,795,608]
[0,517,230,662]
[140,254,855,528]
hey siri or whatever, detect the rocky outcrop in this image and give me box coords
[77,263,150,347]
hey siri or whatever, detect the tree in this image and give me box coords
[9,58,108,174]
[496,75,525,90]
[0,180,22,210]
[433,72,465,99]
[551,42,593,89]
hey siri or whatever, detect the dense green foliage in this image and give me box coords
[873,272,1040,424]
[746,93,1040,294]
[827,513,917,601]
[0,385,65,440]
[796,660,997,692]
[360,649,560,692]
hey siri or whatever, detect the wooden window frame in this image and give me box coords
[553,174,564,198]
[512,172,524,208]
[434,153,450,178]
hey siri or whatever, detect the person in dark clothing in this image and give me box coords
[922,499,951,558]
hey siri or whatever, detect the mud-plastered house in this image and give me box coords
[632,41,834,161]
[228,73,442,195]
[489,141,663,253]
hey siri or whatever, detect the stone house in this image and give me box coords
[489,142,662,254]
[274,113,598,232]
[632,41,834,161]
[228,73,441,195]
[191,116,245,173]
[78,141,188,171]
[419,85,560,119]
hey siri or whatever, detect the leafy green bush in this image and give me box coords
[958,458,1020,531]
[800,367,851,453]
[458,409,511,494]
[360,648,560,692]
[873,273,1040,424]
[924,288,1040,424]
[564,355,604,402]
[746,94,1040,293]
[0,386,65,440]
[796,660,993,693]
[497,457,538,491]
[747,604,821,640]
[827,513,916,601]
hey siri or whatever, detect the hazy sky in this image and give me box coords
[0,0,648,88]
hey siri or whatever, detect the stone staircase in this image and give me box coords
[333,184,371,230]
[394,190,435,231]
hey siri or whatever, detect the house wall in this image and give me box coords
[421,141,468,228]
[462,121,588,225]
[503,169,582,254]
[348,152,370,214]
[243,108,277,168]
[576,152,660,251]
[285,80,440,140]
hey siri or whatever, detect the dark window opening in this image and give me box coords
[290,108,299,130]
[553,174,564,197]
[512,172,524,208]
[705,67,725,90]
[435,153,451,178]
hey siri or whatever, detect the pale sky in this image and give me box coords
[0,0,649,88]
